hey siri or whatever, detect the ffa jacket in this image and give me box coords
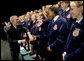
[47,15,69,53]
[35,21,49,45]
[63,18,84,61]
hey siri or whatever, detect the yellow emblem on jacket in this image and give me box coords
[73,28,80,37]
[53,25,57,30]
[39,27,41,31]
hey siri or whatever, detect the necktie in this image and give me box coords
[63,11,66,17]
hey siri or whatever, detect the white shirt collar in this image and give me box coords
[33,21,36,23]
[76,17,83,23]
[65,7,70,12]
[53,15,59,22]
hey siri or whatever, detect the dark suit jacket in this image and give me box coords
[7,25,27,43]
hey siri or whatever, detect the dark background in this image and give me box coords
[0,0,58,23]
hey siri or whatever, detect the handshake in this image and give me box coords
[27,32,36,42]
[20,32,36,44]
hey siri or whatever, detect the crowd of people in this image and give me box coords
[2,1,84,61]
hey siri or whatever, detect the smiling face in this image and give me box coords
[31,14,36,21]
[48,9,55,20]
[26,13,31,20]
[12,16,20,26]
[70,2,81,19]
[36,14,41,20]
[61,2,69,11]
[36,13,43,22]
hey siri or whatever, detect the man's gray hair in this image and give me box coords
[10,15,17,23]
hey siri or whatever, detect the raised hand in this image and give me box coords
[4,22,11,27]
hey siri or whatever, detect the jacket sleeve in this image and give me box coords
[65,48,81,60]
[4,26,18,43]
[65,41,84,60]
[36,32,48,41]
[4,25,11,32]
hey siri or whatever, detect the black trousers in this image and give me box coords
[9,42,20,60]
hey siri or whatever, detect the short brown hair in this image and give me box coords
[61,1,70,4]
[49,6,59,15]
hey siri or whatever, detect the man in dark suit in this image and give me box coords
[5,15,28,60]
